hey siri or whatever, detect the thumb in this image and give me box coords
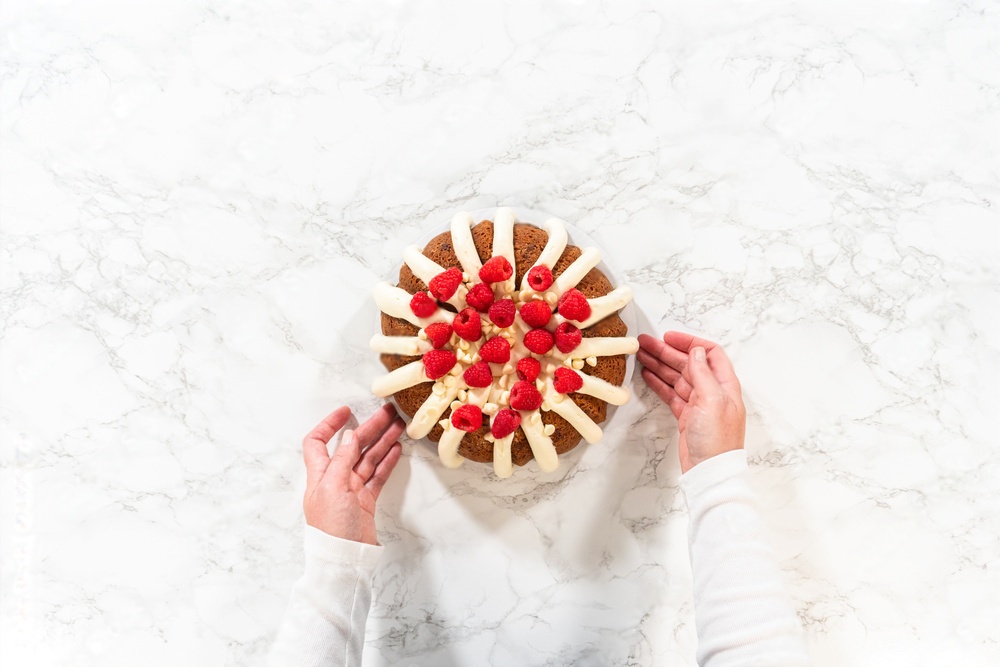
[688,347,721,393]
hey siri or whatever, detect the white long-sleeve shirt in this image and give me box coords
[269,451,809,666]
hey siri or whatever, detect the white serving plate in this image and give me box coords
[379,207,637,458]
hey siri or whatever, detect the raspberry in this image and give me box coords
[422,349,457,380]
[522,328,554,355]
[488,298,516,328]
[553,367,583,394]
[519,300,551,328]
[465,283,495,312]
[554,321,582,353]
[557,288,591,322]
[490,408,521,439]
[452,308,483,342]
[516,357,541,382]
[424,322,453,350]
[478,336,511,364]
[509,380,543,411]
[479,256,513,283]
[409,291,437,318]
[428,267,463,301]
[451,404,483,432]
[526,265,553,291]
[462,361,493,388]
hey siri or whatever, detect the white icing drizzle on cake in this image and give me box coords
[402,245,468,309]
[450,212,483,277]
[373,281,451,328]
[371,211,637,476]
[370,334,432,357]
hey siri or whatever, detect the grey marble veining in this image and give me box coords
[1,1,998,665]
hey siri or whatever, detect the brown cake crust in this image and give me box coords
[379,218,628,466]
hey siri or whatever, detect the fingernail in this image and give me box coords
[342,429,354,444]
[693,347,705,361]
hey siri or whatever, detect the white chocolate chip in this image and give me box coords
[529,412,542,425]
[545,363,557,374]
[572,359,585,370]
[418,329,428,340]
[535,379,544,391]
[439,419,451,430]
[551,392,564,403]
[443,376,456,387]
[586,356,597,367]
[562,358,574,367]
[500,390,510,405]
[462,272,469,281]
[543,424,555,436]
[450,400,462,410]
[483,402,499,415]
[450,365,463,376]
[544,292,558,306]
[432,382,445,395]
[501,363,514,375]
[458,389,468,401]
[484,434,495,443]
[459,340,470,350]
[540,400,551,411]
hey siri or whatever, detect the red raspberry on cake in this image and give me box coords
[479,336,511,364]
[452,308,483,342]
[479,256,513,283]
[509,380,543,411]
[554,321,582,353]
[557,288,591,321]
[488,298,516,328]
[462,361,493,388]
[409,291,437,318]
[523,328,554,355]
[465,282,495,312]
[451,404,483,432]
[526,265,553,291]
[553,367,583,394]
[428,267,463,301]
[490,408,521,439]
[516,357,541,382]
[423,322,453,350]
[422,349,457,380]
[519,300,552,328]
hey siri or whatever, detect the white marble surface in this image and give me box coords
[2,0,998,665]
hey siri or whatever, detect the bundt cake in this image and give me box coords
[370,208,638,477]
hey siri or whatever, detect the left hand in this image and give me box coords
[301,403,405,545]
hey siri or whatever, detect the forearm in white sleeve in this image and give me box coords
[268,525,382,667]
[681,450,810,667]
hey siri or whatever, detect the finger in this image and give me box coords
[663,331,721,354]
[664,331,740,387]
[637,349,682,386]
[639,333,689,373]
[673,375,693,402]
[642,368,686,419]
[303,406,352,487]
[706,345,740,387]
[366,442,402,500]
[688,347,722,394]
[355,417,405,482]
[354,403,398,448]
[329,428,362,485]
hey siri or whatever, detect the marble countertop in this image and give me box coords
[2,1,998,665]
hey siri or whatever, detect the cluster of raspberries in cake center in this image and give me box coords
[407,254,594,442]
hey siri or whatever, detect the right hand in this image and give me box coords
[637,331,746,474]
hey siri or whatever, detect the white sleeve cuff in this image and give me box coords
[679,449,748,501]
[303,524,383,572]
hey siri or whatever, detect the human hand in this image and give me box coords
[637,331,746,474]
[301,403,405,545]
